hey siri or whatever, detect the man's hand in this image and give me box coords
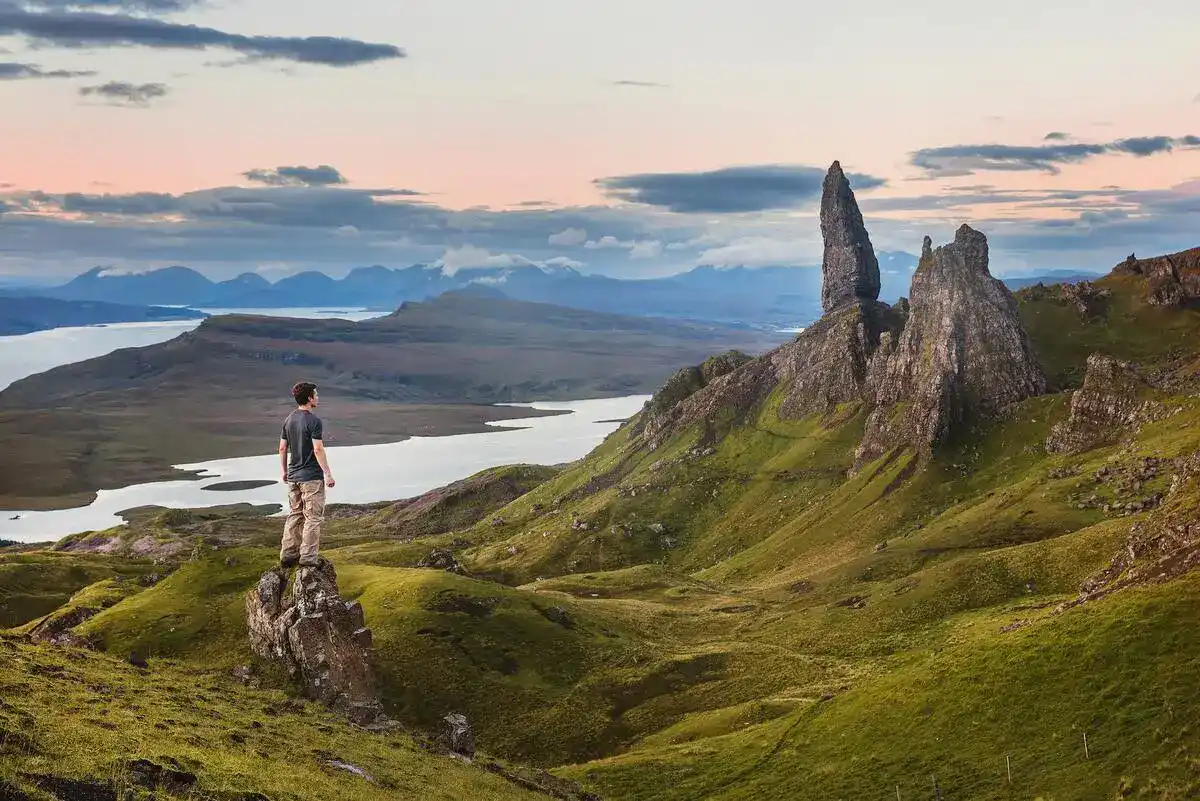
[325,473,337,488]
[281,474,288,484]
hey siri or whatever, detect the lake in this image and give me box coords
[0,395,649,543]
[0,307,381,392]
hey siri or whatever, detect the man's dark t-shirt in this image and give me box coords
[282,410,324,483]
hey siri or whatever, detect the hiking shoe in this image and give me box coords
[279,556,299,570]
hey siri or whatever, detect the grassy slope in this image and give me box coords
[0,550,157,629]
[8,273,1200,799]
[0,639,549,801]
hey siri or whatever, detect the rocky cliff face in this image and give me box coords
[246,558,383,725]
[1112,247,1200,307]
[1047,354,1158,454]
[857,226,1047,465]
[820,161,881,312]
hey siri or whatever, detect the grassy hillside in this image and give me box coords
[0,638,572,801]
[6,263,1200,800]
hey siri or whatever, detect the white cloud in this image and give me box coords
[584,235,632,250]
[696,237,820,268]
[334,225,359,237]
[437,244,530,275]
[541,256,585,271]
[255,263,296,277]
[665,233,724,251]
[629,240,664,260]
[548,227,588,246]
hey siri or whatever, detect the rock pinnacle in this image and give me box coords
[820,160,881,312]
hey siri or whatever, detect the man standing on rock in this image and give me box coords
[279,382,336,568]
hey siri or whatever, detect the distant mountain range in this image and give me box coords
[6,258,1102,329]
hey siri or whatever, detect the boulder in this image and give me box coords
[857,226,1047,465]
[245,558,383,725]
[416,548,467,575]
[436,713,476,758]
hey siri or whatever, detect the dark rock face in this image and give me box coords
[857,226,1047,465]
[635,350,754,442]
[245,558,383,725]
[820,161,881,312]
[1113,247,1200,307]
[1047,354,1154,454]
[775,299,904,419]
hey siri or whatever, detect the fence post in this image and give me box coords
[1083,731,1090,760]
[1006,754,1012,783]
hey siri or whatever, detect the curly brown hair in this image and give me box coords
[291,382,318,406]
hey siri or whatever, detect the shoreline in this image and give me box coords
[0,403,575,513]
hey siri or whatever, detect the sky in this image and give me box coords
[1,0,1199,283]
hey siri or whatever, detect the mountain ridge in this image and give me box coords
[13,254,1093,330]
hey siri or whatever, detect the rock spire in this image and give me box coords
[856,224,1047,464]
[820,161,881,312]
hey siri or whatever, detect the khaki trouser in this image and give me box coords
[281,480,326,565]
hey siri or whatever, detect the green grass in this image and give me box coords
[0,551,157,629]
[561,572,1200,801]
[0,639,553,800]
[9,270,1200,800]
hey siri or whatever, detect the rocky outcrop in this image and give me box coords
[245,558,383,725]
[1067,450,1200,609]
[633,164,900,446]
[1019,280,1112,320]
[1046,354,1155,454]
[775,299,905,419]
[1112,247,1200,307]
[634,350,756,444]
[820,161,881,312]
[436,713,476,758]
[857,226,1047,465]
[417,547,468,574]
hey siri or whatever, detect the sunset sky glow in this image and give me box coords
[2,0,1199,280]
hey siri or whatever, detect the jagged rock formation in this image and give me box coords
[1019,280,1112,320]
[1046,354,1155,454]
[634,350,756,444]
[775,299,905,419]
[1113,247,1200,307]
[245,558,383,725]
[631,163,903,447]
[857,226,1047,465]
[820,161,881,312]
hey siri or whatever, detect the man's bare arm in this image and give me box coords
[313,440,336,487]
[279,438,288,483]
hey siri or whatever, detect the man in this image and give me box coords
[278,381,336,568]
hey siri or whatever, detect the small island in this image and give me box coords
[201,480,279,492]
